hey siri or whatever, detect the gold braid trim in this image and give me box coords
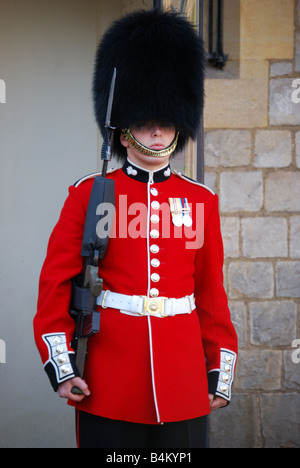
[122,128,179,158]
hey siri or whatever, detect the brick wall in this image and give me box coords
[206,0,300,448]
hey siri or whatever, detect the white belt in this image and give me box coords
[96,291,196,318]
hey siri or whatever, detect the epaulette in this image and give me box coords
[172,170,215,195]
[74,168,118,188]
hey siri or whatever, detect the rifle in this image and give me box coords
[70,69,117,395]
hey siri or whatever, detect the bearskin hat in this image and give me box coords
[93,9,206,160]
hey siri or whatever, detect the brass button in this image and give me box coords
[150,288,159,298]
[151,214,160,224]
[222,373,230,383]
[150,230,159,239]
[151,273,160,283]
[61,365,71,375]
[151,201,160,210]
[150,244,160,254]
[58,355,67,365]
[220,384,229,393]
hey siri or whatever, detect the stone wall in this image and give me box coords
[205,0,300,448]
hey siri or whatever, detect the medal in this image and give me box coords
[173,214,183,227]
[182,198,193,227]
[169,198,192,228]
[183,214,193,227]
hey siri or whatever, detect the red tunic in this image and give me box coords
[33,160,238,424]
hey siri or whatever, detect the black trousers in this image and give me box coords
[76,411,208,449]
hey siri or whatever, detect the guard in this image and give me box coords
[33,9,238,448]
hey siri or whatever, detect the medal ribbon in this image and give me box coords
[169,198,192,226]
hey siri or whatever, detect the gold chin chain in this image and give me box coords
[122,128,179,158]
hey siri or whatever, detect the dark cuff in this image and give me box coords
[45,353,80,392]
[42,333,80,392]
[207,370,219,395]
[207,349,237,404]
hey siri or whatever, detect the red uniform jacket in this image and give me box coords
[34,159,238,424]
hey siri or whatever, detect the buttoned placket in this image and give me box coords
[122,159,171,424]
[147,170,162,424]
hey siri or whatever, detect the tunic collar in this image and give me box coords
[122,159,172,183]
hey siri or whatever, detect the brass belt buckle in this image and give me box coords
[140,296,168,317]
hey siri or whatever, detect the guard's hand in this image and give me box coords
[58,377,91,402]
[209,394,228,411]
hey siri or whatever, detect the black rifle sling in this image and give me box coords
[81,176,116,260]
[72,175,115,383]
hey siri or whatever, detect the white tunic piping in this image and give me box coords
[147,172,161,424]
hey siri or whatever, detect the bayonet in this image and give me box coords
[105,67,117,130]
[101,68,117,177]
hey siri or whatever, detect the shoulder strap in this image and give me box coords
[74,167,119,188]
[172,170,215,195]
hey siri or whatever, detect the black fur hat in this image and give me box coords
[93,9,206,160]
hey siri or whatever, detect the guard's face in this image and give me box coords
[120,124,176,169]
[131,124,176,151]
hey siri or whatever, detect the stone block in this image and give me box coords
[235,350,282,391]
[296,30,300,73]
[221,217,240,258]
[205,130,251,167]
[209,394,259,448]
[290,216,300,258]
[254,130,292,168]
[228,261,274,299]
[240,0,294,60]
[242,217,287,258]
[204,171,217,194]
[276,262,300,298]
[260,394,300,448]
[249,301,297,346]
[270,79,300,125]
[229,301,247,348]
[204,60,269,129]
[265,172,300,212]
[220,172,263,213]
[270,62,293,77]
